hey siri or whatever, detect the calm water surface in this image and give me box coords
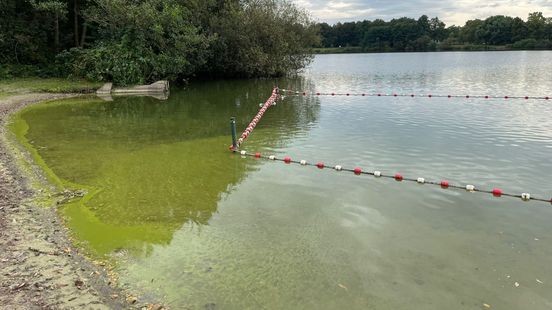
[13,52,552,309]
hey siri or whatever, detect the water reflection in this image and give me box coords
[15,78,320,255]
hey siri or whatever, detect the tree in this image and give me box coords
[429,17,446,41]
[318,22,336,47]
[545,18,552,40]
[361,25,390,51]
[511,17,528,42]
[79,0,210,84]
[30,0,68,51]
[477,16,514,45]
[527,12,546,39]
[459,19,484,43]
[417,15,430,36]
[203,0,318,78]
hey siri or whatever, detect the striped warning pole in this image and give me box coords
[229,87,280,150]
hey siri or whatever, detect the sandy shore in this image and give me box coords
[0,94,161,309]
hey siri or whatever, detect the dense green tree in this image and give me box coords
[527,12,546,39]
[202,0,318,78]
[72,0,209,85]
[458,19,484,43]
[30,0,68,51]
[511,17,529,42]
[318,22,336,47]
[0,0,317,83]
[429,17,447,41]
[2,3,552,82]
[476,16,514,45]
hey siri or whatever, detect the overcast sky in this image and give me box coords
[292,0,552,26]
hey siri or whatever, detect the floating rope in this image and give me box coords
[230,87,279,150]
[280,89,551,101]
[233,150,551,205]
[230,88,551,205]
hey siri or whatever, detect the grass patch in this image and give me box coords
[0,78,102,97]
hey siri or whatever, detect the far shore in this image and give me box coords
[313,46,552,54]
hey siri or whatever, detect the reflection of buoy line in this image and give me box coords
[280,89,551,101]
[231,88,551,205]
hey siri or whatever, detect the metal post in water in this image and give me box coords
[230,117,237,150]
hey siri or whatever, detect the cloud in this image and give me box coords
[293,0,552,26]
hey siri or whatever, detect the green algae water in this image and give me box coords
[12,52,552,309]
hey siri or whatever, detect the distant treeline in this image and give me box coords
[2,3,551,85]
[317,12,552,52]
[0,0,318,85]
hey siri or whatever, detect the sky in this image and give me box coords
[292,0,552,26]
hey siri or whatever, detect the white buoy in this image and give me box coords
[374,171,382,177]
[335,165,342,171]
[417,177,425,184]
[269,155,276,160]
[521,193,531,201]
[300,160,307,165]
[240,150,247,156]
[466,184,475,192]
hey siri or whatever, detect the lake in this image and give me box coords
[12,51,552,309]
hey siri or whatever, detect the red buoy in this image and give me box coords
[466,95,470,98]
[393,94,397,97]
[361,93,366,96]
[316,162,325,169]
[504,96,509,99]
[255,152,261,158]
[331,93,335,96]
[316,92,320,95]
[284,156,291,164]
[354,167,362,175]
[525,96,529,99]
[377,93,381,96]
[428,94,432,98]
[394,173,403,181]
[346,93,350,96]
[485,95,489,99]
[410,94,414,97]
[441,180,449,188]
[492,188,502,197]
[447,95,451,98]
[546,96,549,100]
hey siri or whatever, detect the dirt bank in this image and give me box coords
[0,94,161,309]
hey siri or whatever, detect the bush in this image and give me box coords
[512,38,538,49]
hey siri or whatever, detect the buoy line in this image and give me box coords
[233,150,551,205]
[280,89,551,100]
[229,87,551,205]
